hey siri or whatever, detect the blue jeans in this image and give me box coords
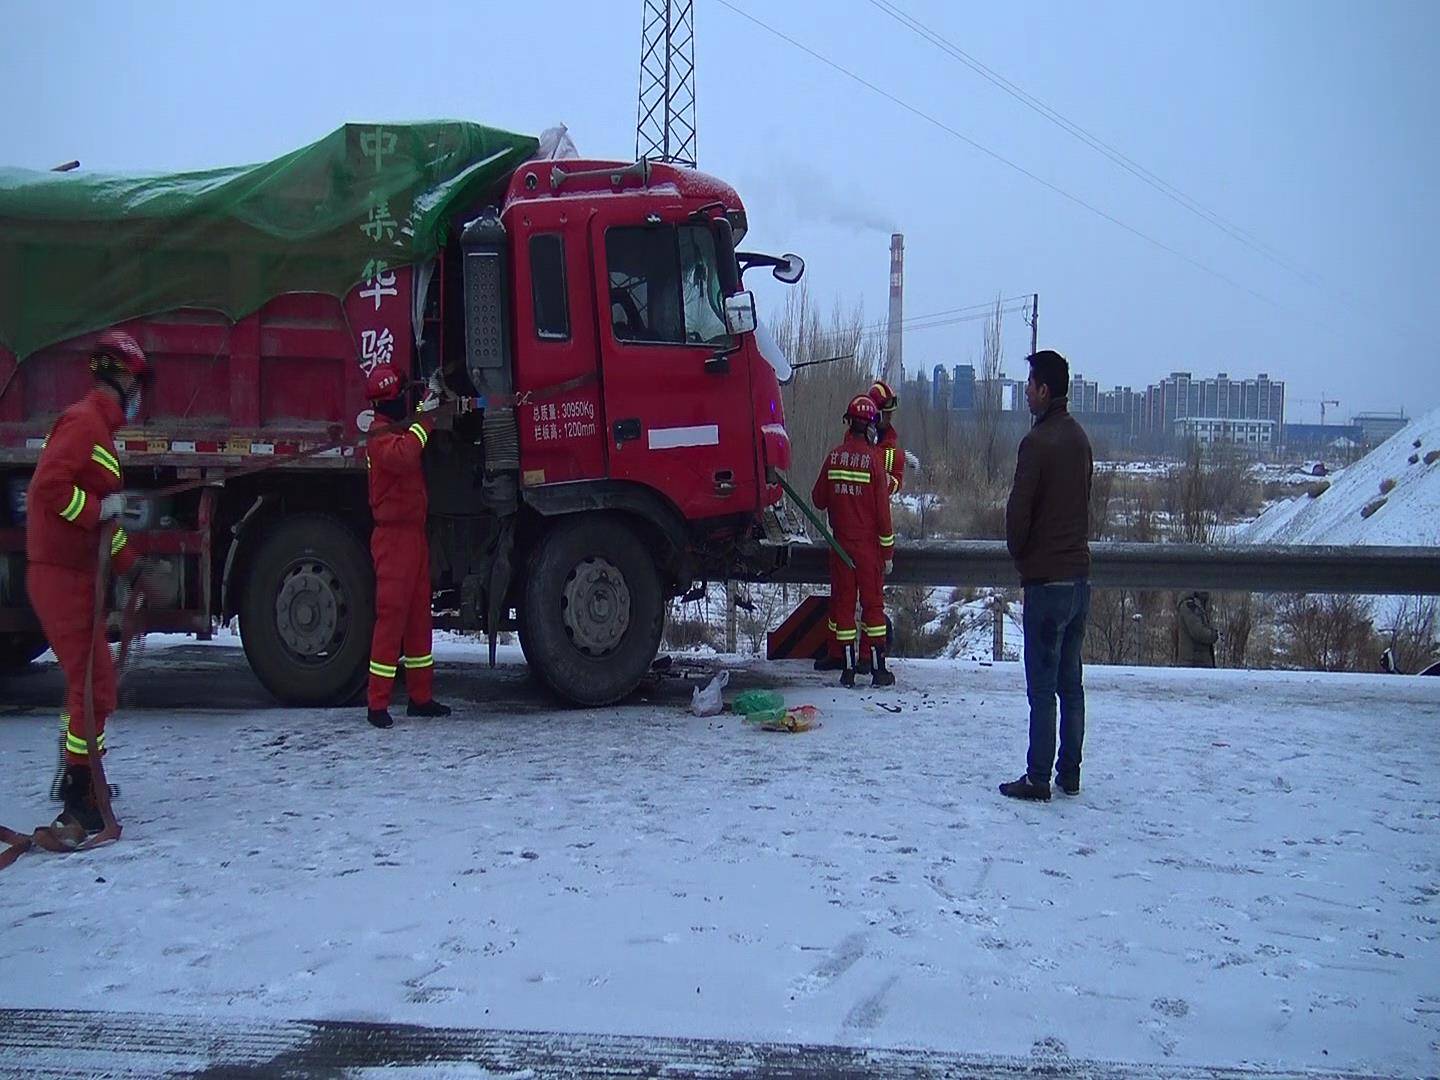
[1022,579,1090,786]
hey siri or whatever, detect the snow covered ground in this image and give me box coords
[2,636,1438,1077]
[1243,409,1437,547]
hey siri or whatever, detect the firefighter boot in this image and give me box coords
[57,763,104,834]
[871,648,896,688]
[840,643,857,688]
[407,699,452,718]
[367,708,394,729]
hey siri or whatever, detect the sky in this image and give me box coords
[1,0,1435,424]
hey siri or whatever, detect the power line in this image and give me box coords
[802,302,1033,349]
[865,0,1323,287]
[713,0,1280,309]
[829,293,1034,339]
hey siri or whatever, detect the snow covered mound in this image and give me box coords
[1242,407,1440,545]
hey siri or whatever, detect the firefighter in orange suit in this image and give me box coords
[363,365,451,727]
[869,378,905,497]
[26,329,150,835]
[811,394,897,688]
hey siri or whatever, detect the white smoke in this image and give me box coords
[747,158,896,235]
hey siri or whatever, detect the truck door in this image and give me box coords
[591,214,758,521]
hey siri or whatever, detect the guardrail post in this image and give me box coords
[991,593,1007,662]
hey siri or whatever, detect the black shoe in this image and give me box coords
[999,775,1051,802]
[856,656,873,676]
[839,642,857,688]
[814,655,844,672]
[407,699,452,717]
[57,764,104,833]
[870,648,894,687]
[1057,774,1081,796]
[367,708,394,729]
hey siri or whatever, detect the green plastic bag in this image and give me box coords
[732,689,785,716]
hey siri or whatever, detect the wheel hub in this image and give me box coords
[275,562,343,658]
[561,556,631,656]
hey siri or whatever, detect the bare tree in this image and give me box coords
[1216,592,1255,668]
[1167,440,1219,544]
[1086,589,1134,664]
[1380,595,1440,673]
[1276,593,1378,672]
[977,295,1006,484]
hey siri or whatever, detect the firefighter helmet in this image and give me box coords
[365,365,404,403]
[90,329,149,379]
[845,394,879,424]
[868,378,898,412]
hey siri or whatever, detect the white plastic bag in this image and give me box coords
[534,124,580,161]
[690,670,730,717]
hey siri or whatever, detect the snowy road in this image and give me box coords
[1,638,1437,1077]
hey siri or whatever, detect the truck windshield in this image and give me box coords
[606,225,731,347]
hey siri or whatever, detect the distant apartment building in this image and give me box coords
[950,364,975,410]
[909,364,1290,451]
[1144,371,1285,432]
[1069,372,1101,415]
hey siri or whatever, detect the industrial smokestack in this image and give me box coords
[884,233,904,388]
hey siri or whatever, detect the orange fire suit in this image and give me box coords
[366,416,436,710]
[811,430,895,661]
[25,389,138,764]
[876,424,905,496]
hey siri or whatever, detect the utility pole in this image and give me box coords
[1024,293,1039,358]
[635,0,698,168]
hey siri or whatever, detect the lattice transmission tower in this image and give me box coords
[635,0,697,168]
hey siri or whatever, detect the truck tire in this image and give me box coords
[0,631,48,673]
[239,514,373,707]
[518,515,664,706]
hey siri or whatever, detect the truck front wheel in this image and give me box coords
[239,514,373,707]
[518,516,664,706]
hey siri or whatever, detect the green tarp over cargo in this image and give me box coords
[0,120,539,359]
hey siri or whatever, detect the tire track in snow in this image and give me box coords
[0,1008,1391,1079]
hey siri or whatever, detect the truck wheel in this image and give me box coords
[518,515,664,706]
[239,514,373,707]
[0,632,48,673]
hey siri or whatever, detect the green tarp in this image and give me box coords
[0,120,539,359]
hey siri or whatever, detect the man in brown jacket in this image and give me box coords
[1000,350,1093,802]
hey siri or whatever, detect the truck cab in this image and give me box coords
[423,157,799,703]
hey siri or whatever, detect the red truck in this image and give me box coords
[0,123,803,706]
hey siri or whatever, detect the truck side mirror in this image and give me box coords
[723,291,757,336]
[773,253,805,284]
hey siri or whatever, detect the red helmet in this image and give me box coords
[90,329,149,379]
[845,394,879,424]
[365,365,403,402]
[868,378,898,411]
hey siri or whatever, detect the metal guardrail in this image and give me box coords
[756,541,1440,595]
